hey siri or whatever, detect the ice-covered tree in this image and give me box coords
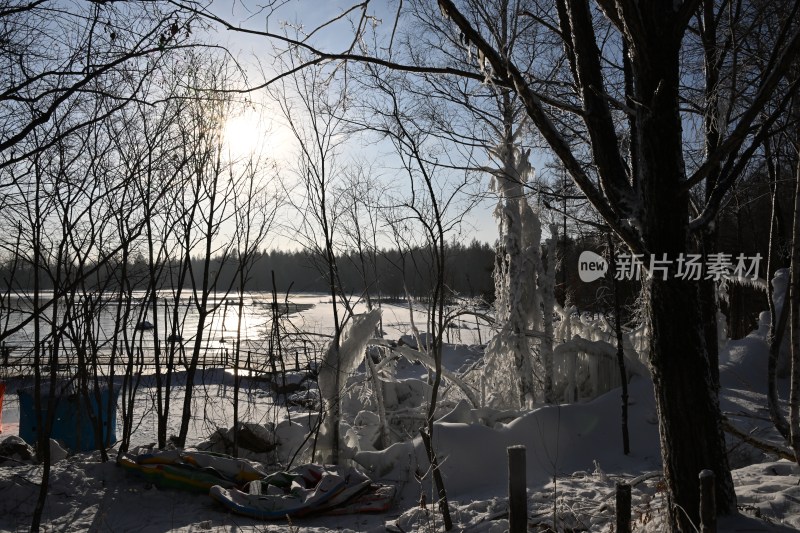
[483,113,557,408]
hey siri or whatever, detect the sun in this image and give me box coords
[222,109,268,161]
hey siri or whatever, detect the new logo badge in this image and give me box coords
[578,251,608,282]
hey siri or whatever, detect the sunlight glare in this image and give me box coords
[222,109,267,161]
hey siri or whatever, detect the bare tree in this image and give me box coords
[362,68,483,528]
[1,1,197,167]
[174,58,244,449]
[338,162,386,319]
[230,155,281,457]
[269,54,355,464]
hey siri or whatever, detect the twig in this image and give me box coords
[722,418,796,461]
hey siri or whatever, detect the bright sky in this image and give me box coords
[209,0,502,250]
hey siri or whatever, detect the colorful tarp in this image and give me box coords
[118,449,266,493]
[118,450,395,519]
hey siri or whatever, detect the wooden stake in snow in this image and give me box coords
[508,445,527,533]
[615,482,631,533]
[699,469,716,533]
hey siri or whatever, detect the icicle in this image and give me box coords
[717,310,729,351]
[568,349,577,402]
[438,1,450,20]
[480,374,486,408]
[483,63,493,85]
[366,346,390,449]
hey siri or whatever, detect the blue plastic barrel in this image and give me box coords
[18,385,119,452]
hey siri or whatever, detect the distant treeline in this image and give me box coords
[2,240,496,301]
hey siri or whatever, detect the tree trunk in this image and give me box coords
[649,279,736,529]
[699,235,720,390]
[541,226,557,403]
[607,233,630,455]
[634,11,736,527]
[789,144,800,463]
[765,139,791,439]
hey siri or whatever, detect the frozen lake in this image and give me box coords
[0,293,487,447]
[0,292,486,372]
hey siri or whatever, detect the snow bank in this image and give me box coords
[355,376,660,500]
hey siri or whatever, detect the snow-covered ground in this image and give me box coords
[1,298,799,532]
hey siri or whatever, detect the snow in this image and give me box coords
[2,296,800,531]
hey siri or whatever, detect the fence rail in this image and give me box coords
[0,340,321,378]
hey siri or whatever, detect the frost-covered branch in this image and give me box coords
[369,338,480,408]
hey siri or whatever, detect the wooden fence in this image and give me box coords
[0,340,321,378]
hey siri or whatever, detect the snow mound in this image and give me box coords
[355,376,660,500]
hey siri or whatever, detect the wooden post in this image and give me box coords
[295,351,300,371]
[699,469,716,533]
[616,482,631,533]
[508,445,527,533]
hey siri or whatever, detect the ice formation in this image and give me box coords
[317,308,382,462]
[482,141,557,409]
